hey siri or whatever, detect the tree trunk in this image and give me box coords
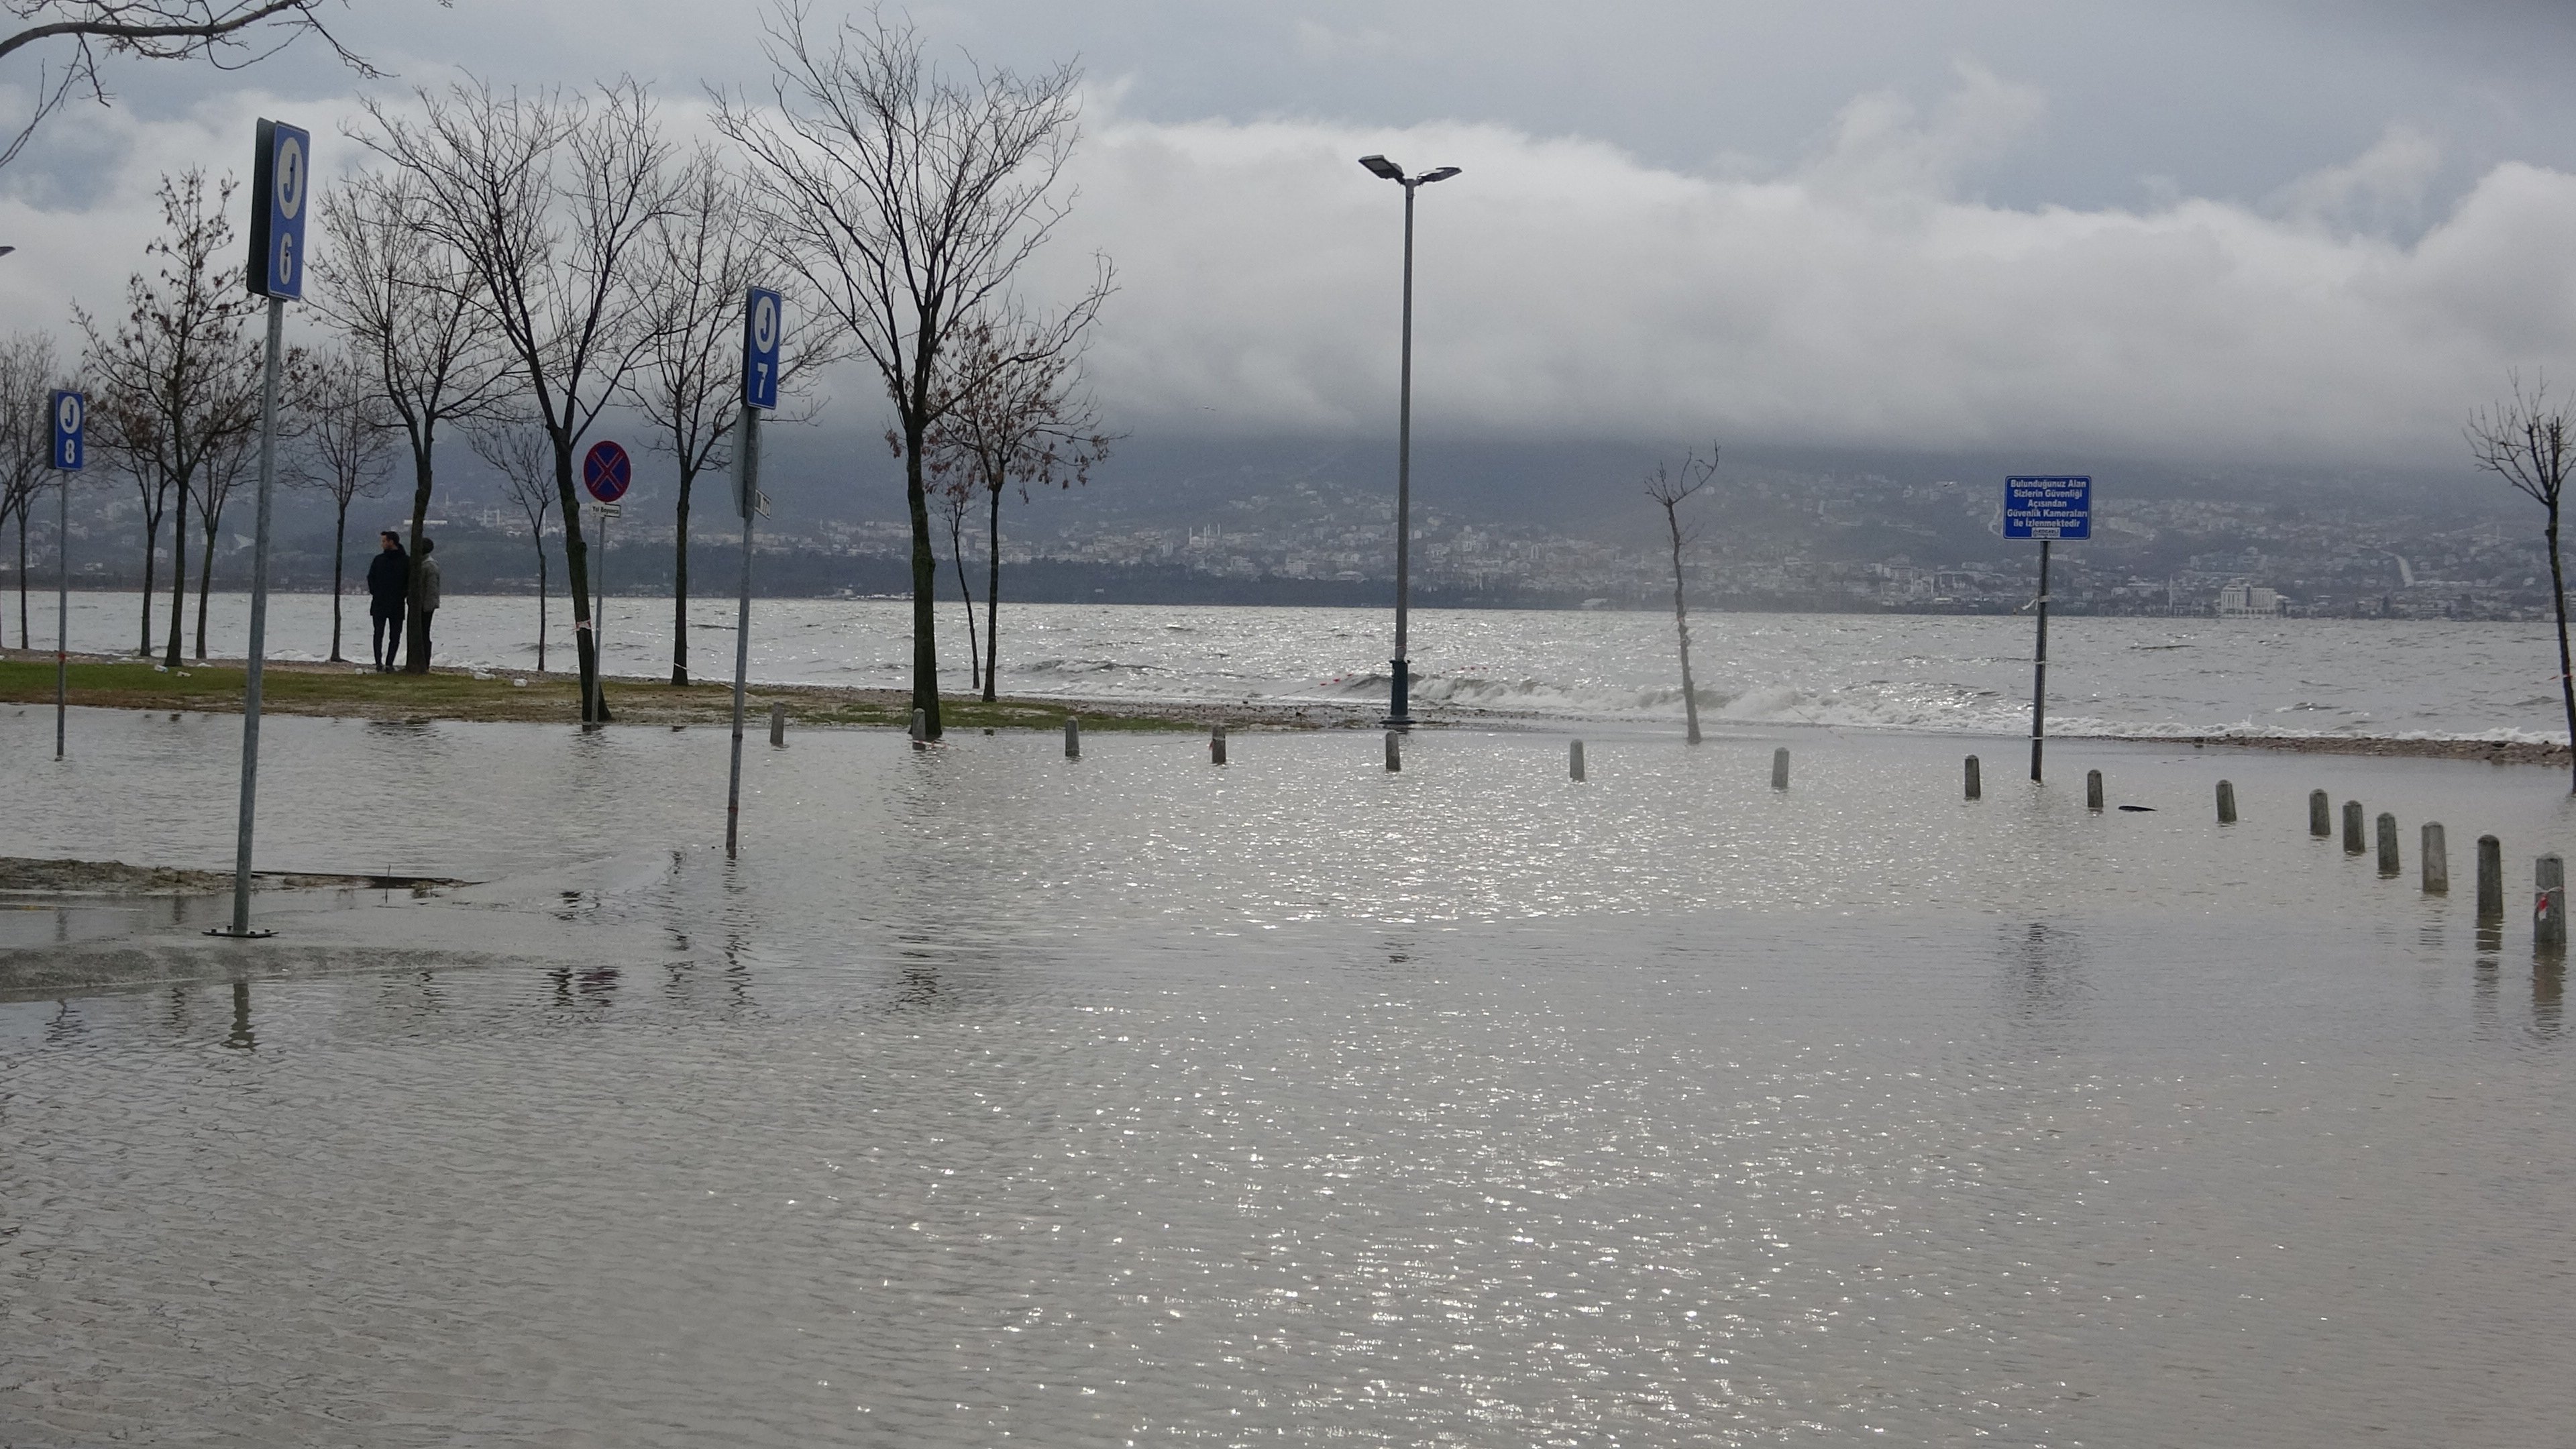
[949,504,979,692]
[138,492,160,655]
[671,463,692,686]
[328,500,348,662]
[983,482,1002,703]
[162,482,187,668]
[535,539,548,674]
[2553,506,2573,794]
[902,417,941,738]
[194,508,217,660]
[404,442,434,674]
[552,435,603,722]
[1666,506,1701,745]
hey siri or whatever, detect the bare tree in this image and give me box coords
[717,3,1107,739]
[922,311,1109,702]
[74,167,261,668]
[189,417,248,658]
[0,0,374,174]
[313,167,513,675]
[360,76,676,719]
[2469,374,2576,792]
[471,417,554,671]
[87,380,166,652]
[0,330,61,647]
[924,448,979,688]
[289,345,394,661]
[1644,446,1717,745]
[631,146,830,686]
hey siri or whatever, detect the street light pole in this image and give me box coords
[1359,154,1459,731]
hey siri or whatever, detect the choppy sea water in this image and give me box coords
[3,708,2575,1445]
[38,588,2576,741]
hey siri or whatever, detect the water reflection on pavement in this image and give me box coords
[3,710,2574,1446]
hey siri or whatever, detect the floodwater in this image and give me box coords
[4,708,2575,1445]
[44,588,2576,741]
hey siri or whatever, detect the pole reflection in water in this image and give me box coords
[224,980,254,1052]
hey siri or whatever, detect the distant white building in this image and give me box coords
[2216,580,2284,616]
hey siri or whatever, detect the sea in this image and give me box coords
[3,594,2573,1446]
[29,587,2576,741]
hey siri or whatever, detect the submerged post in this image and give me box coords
[2538,854,2567,949]
[2086,769,2104,812]
[2478,835,2504,917]
[2343,800,2365,855]
[1065,716,1081,759]
[2309,789,2331,837]
[2376,812,2400,876]
[1211,724,1228,765]
[2216,780,2237,824]
[910,707,927,750]
[1385,729,1402,772]
[767,700,784,747]
[1570,739,1585,782]
[1772,747,1790,791]
[1965,755,1980,800]
[2422,822,2448,894]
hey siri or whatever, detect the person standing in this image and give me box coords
[365,531,407,672]
[412,536,442,668]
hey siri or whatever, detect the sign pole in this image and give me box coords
[727,284,783,859]
[2030,537,2050,784]
[225,295,286,937]
[725,406,759,859]
[49,388,80,759]
[215,117,306,940]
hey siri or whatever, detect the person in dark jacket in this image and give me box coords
[366,531,407,672]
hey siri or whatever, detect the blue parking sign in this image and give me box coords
[742,286,782,411]
[49,389,82,470]
[2003,475,2092,540]
[246,119,310,300]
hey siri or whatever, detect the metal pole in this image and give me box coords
[724,407,759,859]
[1388,178,1416,730]
[2029,537,2051,782]
[54,451,68,759]
[221,297,285,937]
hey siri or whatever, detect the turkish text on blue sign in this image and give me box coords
[2003,475,2092,541]
[743,286,783,411]
[48,390,83,471]
[246,119,310,301]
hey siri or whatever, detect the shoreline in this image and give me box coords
[5,649,2567,761]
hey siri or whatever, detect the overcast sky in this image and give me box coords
[6,0,2575,468]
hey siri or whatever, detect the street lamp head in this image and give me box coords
[1417,166,1462,184]
[1358,154,1406,182]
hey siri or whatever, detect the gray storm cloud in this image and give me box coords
[1042,72,2576,464]
[6,60,2574,468]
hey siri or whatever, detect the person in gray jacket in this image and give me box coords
[413,536,441,666]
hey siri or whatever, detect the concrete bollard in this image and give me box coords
[2310,789,2331,837]
[1771,748,1790,791]
[2539,853,2567,949]
[2422,822,2449,894]
[2086,769,2104,812]
[1211,724,1228,766]
[2216,780,2236,824]
[2343,800,2365,855]
[910,707,927,751]
[1385,730,1402,773]
[2478,835,2504,916]
[1064,716,1081,759]
[1570,739,1586,782]
[768,700,786,747]
[2376,812,2400,876]
[1965,755,1980,800]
